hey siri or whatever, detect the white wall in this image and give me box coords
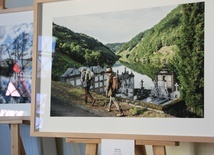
[195,143,214,155]
[142,143,214,155]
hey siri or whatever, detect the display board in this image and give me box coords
[31,0,214,142]
[0,7,33,118]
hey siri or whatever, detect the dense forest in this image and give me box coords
[174,3,204,116]
[105,42,124,53]
[52,2,204,117]
[116,5,183,77]
[117,2,204,117]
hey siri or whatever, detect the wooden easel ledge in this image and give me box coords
[66,138,179,155]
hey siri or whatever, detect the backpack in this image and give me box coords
[81,70,94,81]
[81,70,94,87]
[110,73,121,91]
[86,70,94,81]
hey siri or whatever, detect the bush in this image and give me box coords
[129,107,147,116]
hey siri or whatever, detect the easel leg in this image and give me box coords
[0,0,5,9]
[10,124,21,155]
[85,143,98,155]
[152,145,166,155]
[135,145,147,155]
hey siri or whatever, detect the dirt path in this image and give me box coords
[51,96,97,117]
[50,96,116,117]
[50,81,174,118]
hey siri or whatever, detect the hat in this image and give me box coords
[105,68,112,73]
[81,67,86,72]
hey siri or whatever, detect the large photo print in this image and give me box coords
[0,10,33,116]
[32,0,214,140]
[51,2,204,118]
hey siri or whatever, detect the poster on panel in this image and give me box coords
[32,0,214,141]
[0,9,33,117]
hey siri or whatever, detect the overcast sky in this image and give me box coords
[53,4,177,44]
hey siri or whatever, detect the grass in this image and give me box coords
[51,80,174,118]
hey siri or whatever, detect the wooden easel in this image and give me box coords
[66,138,179,155]
[0,117,29,155]
[0,1,24,154]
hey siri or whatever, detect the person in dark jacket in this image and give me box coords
[105,68,124,117]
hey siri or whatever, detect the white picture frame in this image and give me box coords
[0,7,33,118]
[31,0,214,142]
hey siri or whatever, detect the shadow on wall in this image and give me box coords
[20,124,43,155]
[0,124,57,155]
[55,138,87,155]
[0,124,11,155]
[0,124,88,155]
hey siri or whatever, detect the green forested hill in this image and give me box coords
[117,2,204,117]
[106,42,124,53]
[52,23,117,80]
[117,5,183,77]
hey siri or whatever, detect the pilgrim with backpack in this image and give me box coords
[81,68,96,106]
[105,68,124,117]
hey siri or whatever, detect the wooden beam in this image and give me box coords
[135,145,147,155]
[0,120,23,124]
[10,124,24,155]
[0,116,30,123]
[85,143,98,155]
[136,140,179,146]
[153,145,166,155]
[66,138,100,144]
[0,0,5,10]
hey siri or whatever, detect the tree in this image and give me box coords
[12,32,32,66]
[174,2,204,116]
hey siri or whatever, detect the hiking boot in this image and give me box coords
[106,107,111,112]
[116,112,124,117]
[91,99,96,106]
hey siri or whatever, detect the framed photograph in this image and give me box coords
[0,7,33,118]
[31,0,214,142]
